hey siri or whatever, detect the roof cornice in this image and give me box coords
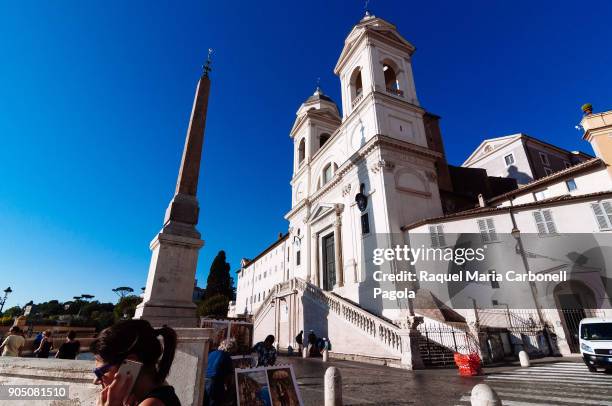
[334,24,415,75]
[487,158,605,204]
[403,189,612,231]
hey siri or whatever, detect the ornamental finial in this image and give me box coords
[314,77,322,94]
[203,48,213,77]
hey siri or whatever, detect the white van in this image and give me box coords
[579,317,612,371]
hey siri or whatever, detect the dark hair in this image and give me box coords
[265,335,275,344]
[90,320,177,383]
[44,330,52,337]
[67,330,77,340]
[10,326,21,334]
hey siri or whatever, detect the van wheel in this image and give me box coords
[588,365,597,372]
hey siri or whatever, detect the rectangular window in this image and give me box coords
[504,153,515,166]
[477,218,498,243]
[565,179,577,192]
[489,270,500,289]
[591,201,612,230]
[533,189,548,201]
[544,167,553,176]
[539,152,550,166]
[533,209,557,235]
[361,212,370,235]
[429,224,446,247]
[296,250,301,266]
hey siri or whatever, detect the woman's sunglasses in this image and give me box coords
[93,363,115,381]
[92,336,140,381]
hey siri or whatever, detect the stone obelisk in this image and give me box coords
[134,55,212,327]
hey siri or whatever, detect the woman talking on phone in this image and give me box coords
[90,319,181,406]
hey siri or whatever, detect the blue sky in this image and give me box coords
[1,1,611,309]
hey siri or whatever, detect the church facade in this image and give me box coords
[230,13,612,367]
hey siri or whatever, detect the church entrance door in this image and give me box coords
[322,233,336,291]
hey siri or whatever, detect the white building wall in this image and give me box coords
[466,137,535,184]
[496,166,611,207]
[235,238,289,315]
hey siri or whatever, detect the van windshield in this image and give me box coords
[581,323,612,341]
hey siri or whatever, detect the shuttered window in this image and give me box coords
[477,218,498,242]
[532,209,557,235]
[591,201,612,230]
[361,212,370,235]
[429,224,446,247]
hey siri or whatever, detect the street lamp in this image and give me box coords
[0,287,12,313]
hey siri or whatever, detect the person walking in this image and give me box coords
[0,326,25,357]
[56,330,81,359]
[34,330,53,358]
[295,330,303,355]
[307,330,317,357]
[204,338,236,406]
[252,335,277,367]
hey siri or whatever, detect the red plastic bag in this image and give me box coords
[454,352,483,376]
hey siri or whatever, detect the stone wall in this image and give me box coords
[0,328,213,406]
[0,358,98,406]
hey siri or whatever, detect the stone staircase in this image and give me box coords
[252,277,479,368]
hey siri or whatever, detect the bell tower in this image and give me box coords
[334,12,428,152]
[289,86,341,205]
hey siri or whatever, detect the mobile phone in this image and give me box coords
[116,359,142,399]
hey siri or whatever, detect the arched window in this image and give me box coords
[319,133,331,148]
[298,138,305,165]
[323,163,333,185]
[355,72,363,96]
[383,63,399,91]
[350,68,363,105]
[320,162,338,188]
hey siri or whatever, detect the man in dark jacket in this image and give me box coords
[295,330,303,354]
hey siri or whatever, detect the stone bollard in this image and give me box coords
[470,383,500,406]
[303,347,308,358]
[324,366,342,406]
[518,350,530,367]
[323,349,329,362]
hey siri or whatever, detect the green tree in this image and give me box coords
[197,294,230,318]
[81,301,114,319]
[32,300,62,317]
[204,250,234,300]
[89,311,115,331]
[112,287,134,300]
[1,306,22,318]
[114,295,143,320]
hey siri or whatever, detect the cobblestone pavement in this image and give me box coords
[278,356,482,406]
[278,356,612,406]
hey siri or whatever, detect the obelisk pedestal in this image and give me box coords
[134,58,212,328]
